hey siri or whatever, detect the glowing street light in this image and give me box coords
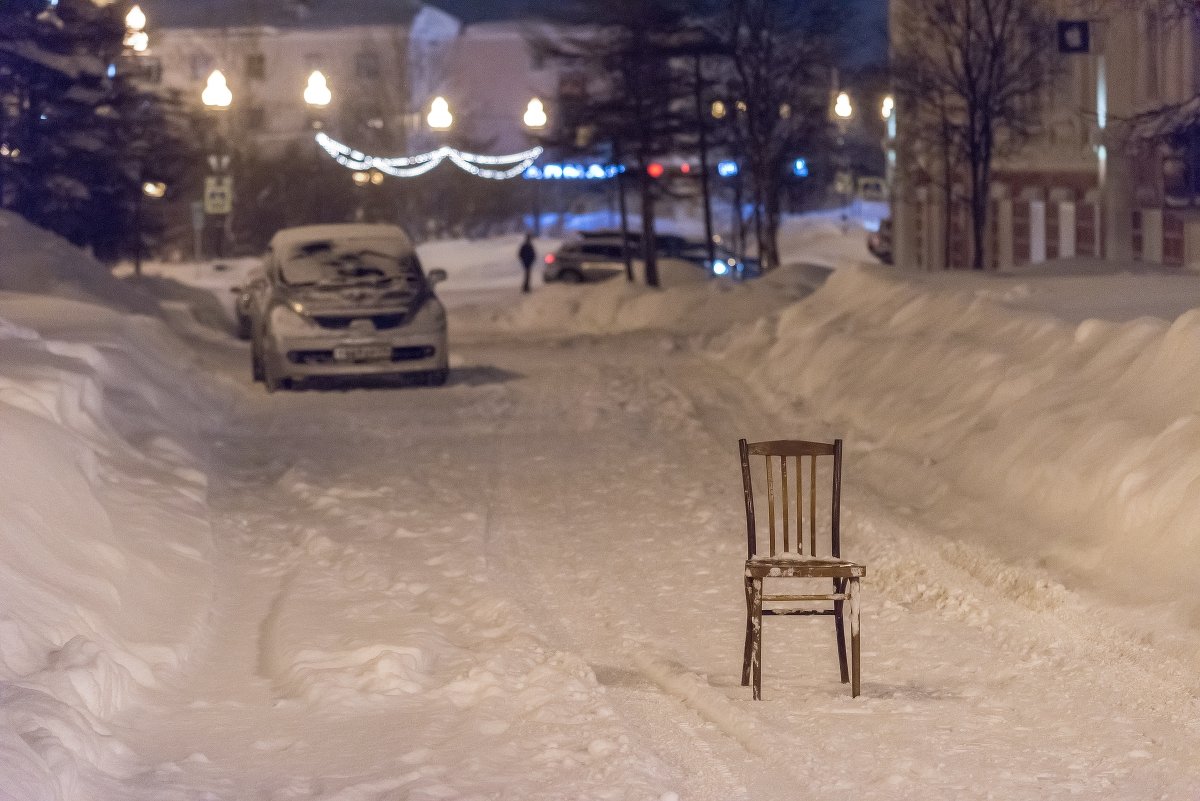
[304,70,331,108]
[427,96,452,131]
[202,70,232,109]
[142,180,166,198]
[834,91,853,121]
[126,5,146,30]
[523,97,547,130]
[711,100,727,119]
[124,5,148,51]
[882,94,894,120]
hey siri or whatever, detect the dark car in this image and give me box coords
[543,239,628,283]
[546,232,759,283]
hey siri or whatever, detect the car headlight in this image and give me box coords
[712,259,730,276]
[268,304,317,336]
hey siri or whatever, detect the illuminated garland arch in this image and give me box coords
[315,132,543,181]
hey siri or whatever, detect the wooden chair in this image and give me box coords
[739,438,865,699]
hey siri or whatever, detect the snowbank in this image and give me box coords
[711,264,1200,642]
[0,213,226,797]
[450,266,815,340]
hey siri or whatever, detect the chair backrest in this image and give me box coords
[739,438,842,560]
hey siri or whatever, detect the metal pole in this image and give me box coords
[133,166,143,278]
[694,55,716,267]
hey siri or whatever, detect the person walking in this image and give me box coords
[518,232,536,293]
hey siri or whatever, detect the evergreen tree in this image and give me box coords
[0,0,199,262]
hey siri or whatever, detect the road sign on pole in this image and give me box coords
[204,175,233,215]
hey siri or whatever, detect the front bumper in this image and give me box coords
[265,329,447,381]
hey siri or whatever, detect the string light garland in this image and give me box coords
[315,133,542,181]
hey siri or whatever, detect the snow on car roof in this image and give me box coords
[268,224,413,254]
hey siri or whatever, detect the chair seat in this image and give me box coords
[746,554,866,579]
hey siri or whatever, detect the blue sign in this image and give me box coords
[717,160,739,178]
[524,163,621,180]
[792,158,809,178]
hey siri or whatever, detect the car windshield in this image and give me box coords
[279,238,422,288]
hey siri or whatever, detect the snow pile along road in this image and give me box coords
[711,264,1200,651]
[0,214,227,799]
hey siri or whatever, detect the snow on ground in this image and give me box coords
[1,209,1199,800]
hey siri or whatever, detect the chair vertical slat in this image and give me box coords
[780,456,790,552]
[739,439,756,559]
[809,454,818,556]
[765,456,776,556]
[832,439,843,557]
[795,456,803,554]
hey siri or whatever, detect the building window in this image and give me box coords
[190,53,213,80]
[355,51,380,79]
[242,105,266,131]
[1143,11,1161,101]
[245,52,266,81]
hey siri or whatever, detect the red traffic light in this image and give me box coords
[647,162,665,178]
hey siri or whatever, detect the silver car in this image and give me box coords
[250,224,449,391]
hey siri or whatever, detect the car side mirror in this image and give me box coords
[427,268,448,286]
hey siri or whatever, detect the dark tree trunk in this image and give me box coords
[614,138,634,282]
[640,175,659,287]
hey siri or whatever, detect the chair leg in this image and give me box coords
[746,578,763,699]
[850,577,862,698]
[741,577,754,687]
[833,578,849,684]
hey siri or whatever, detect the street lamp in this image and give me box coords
[427,96,452,131]
[304,70,332,133]
[124,5,148,52]
[523,97,547,130]
[832,90,855,231]
[202,69,232,109]
[522,98,547,234]
[200,70,233,258]
[881,94,894,121]
[304,70,331,109]
[834,91,854,121]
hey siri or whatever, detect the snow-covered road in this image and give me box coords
[106,327,1200,801]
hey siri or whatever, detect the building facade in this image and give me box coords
[890,0,1200,271]
[142,1,552,161]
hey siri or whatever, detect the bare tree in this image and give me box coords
[720,0,834,270]
[893,0,1056,270]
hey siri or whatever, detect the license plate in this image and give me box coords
[334,344,391,362]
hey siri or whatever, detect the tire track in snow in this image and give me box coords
[472,341,753,801]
